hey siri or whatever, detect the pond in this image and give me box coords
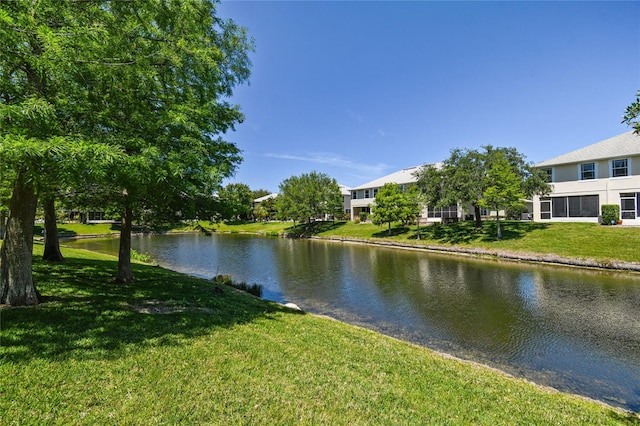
[68,233,640,412]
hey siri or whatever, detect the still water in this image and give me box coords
[69,233,640,411]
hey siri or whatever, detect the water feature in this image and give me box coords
[68,233,640,411]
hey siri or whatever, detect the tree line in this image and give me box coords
[0,0,253,306]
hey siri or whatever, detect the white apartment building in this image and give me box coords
[533,131,640,224]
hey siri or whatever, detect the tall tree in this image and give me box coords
[93,0,251,283]
[277,171,343,227]
[218,183,254,221]
[622,90,640,134]
[0,1,122,305]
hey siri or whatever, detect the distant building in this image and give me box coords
[253,193,278,206]
[348,164,465,222]
[533,131,640,224]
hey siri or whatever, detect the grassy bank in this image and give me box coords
[197,220,640,265]
[1,245,637,424]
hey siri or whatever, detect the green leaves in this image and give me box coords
[414,146,550,226]
[371,183,421,234]
[277,171,343,224]
[622,90,640,134]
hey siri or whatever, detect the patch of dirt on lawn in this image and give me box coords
[129,300,215,315]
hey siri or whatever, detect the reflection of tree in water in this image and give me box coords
[369,249,527,351]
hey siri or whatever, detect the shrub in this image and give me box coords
[601,204,620,225]
[359,212,368,222]
[131,249,153,264]
[212,274,263,297]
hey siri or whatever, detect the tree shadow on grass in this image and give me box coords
[479,221,549,242]
[1,255,294,363]
[408,220,549,244]
[409,222,481,244]
[372,226,411,238]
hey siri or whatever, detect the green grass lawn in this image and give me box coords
[1,245,638,424]
[317,220,640,264]
[34,222,121,238]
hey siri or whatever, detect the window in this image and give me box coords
[351,191,357,200]
[568,195,598,217]
[620,193,638,219]
[373,188,378,197]
[550,195,599,218]
[427,205,457,218]
[611,159,629,177]
[541,168,553,183]
[479,208,490,216]
[540,197,551,219]
[580,163,596,180]
[552,197,567,217]
[364,189,370,198]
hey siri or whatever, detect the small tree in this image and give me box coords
[480,152,525,240]
[371,183,419,236]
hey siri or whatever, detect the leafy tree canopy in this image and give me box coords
[0,0,253,302]
[276,171,343,226]
[415,146,550,228]
[218,183,254,221]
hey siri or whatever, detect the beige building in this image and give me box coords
[533,131,640,224]
[349,164,465,222]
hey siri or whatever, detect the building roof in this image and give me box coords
[350,164,441,190]
[254,193,278,203]
[536,131,640,167]
[338,184,351,196]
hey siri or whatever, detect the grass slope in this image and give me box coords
[204,220,640,265]
[1,245,637,424]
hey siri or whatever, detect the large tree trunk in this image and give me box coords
[496,210,502,240]
[116,201,134,283]
[473,204,482,228]
[0,172,40,306]
[42,195,64,262]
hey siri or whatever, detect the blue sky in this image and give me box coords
[217,0,640,193]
